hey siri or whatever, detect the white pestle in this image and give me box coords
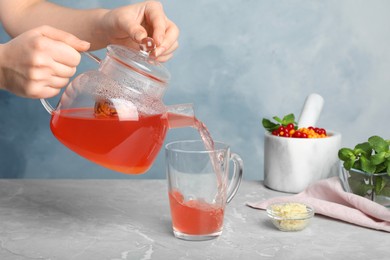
[298,93,324,128]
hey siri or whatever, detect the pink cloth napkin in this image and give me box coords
[247,177,390,232]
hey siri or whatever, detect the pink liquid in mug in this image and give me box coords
[169,190,224,235]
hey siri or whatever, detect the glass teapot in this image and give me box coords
[41,38,195,174]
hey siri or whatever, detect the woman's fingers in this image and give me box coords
[154,19,179,58]
[39,25,90,53]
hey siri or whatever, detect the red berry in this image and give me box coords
[286,123,295,130]
[302,133,308,138]
[293,131,302,138]
[272,130,278,136]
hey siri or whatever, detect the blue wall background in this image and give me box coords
[1,0,390,179]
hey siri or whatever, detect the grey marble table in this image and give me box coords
[0,179,388,260]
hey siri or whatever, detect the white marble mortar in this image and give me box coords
[264,131,342,193]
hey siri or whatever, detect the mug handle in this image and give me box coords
[40,52,101,114]
[226,153,244,203]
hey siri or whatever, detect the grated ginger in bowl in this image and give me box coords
[268,202,314,231]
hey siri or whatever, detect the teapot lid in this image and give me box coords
[106,39,170,83]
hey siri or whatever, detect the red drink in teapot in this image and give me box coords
[51,107,169,174]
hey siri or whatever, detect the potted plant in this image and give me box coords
[338,135,390,207]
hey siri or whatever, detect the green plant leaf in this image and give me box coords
[338,148,355,161]
[374,176,386,194]
[348,172,373,196]
[354,184,374,197]
[376,163,387,173]
[371,152,386,165]
[387,160,390,175]
[272,116,283,124]
[343,160,355,170]
[353,160,362,171]
[368,135,389,153]
[377,181,390,196]
[360,156,376,174]
[282,113,295,125]
[354,142,372,157]
[262,118,279,132]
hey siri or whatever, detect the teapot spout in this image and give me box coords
[166,103,195,129]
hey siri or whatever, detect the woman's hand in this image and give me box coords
[99,1,179,62]
[0,25,90,98]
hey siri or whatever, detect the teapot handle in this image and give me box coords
[40,52,102,114]
[40,99,55,114]
[82,52,102,64]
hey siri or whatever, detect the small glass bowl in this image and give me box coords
[266,202,315,231]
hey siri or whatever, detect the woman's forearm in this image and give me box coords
[0,0,179,62]
[0,0,109,50]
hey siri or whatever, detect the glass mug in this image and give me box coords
[165,140,243,241]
